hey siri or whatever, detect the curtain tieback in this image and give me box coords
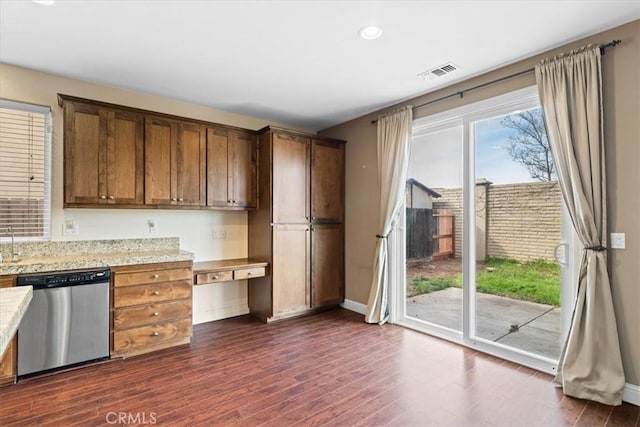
[376,234,388,239]
[585,245,607,252]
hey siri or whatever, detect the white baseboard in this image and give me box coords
[623,382,640,405]
[341,299,367,315]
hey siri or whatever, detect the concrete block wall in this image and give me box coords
[432,181,562,262]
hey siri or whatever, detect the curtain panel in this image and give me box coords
[535,45,625,405]
[365,106,413,324]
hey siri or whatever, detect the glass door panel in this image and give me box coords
[404,124,464,334]
[472,107,563,360]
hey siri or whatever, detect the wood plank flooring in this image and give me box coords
[0,308,637,426]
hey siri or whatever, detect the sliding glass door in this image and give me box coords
[393,86,578,373]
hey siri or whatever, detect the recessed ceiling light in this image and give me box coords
[359,26,383,40]
[32,0,55,5]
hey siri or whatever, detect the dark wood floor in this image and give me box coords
[0,309,637,426]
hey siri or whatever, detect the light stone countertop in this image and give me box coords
[0,286,33,358]
[0,238,194,275]
[0,249,194,276]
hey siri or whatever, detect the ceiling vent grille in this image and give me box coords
[417,63,459,80]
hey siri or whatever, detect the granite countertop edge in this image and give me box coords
[0,250,194,275]
[0,286,33,358]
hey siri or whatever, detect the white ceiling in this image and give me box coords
[1,1,639,131]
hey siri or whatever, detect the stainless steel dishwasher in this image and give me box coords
[16,269,110,377]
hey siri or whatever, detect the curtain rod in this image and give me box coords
[370,39,622,124]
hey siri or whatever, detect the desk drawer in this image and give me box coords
[195,270,233,285]
[114,281,192,308]
[234,267,266,280]
[113,300,192,330]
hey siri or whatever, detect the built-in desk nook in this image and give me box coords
[193,259,268,285]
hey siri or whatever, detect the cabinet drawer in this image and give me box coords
[195,270,233,285]
[113,318,192,352]
[114,281,192,308]
[113,300,192,330]
[114,267,192,287]
[234,267,265,280]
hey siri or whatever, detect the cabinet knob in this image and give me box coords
[153,312,159,316]
[247,272,252,276]
[212,275,218,280]
[152,332,159,336]
[171,198,177,202]
[100,195,107,200]
[153,274,159,279]
[178,198,184,202]
[108,195,114,200]
[153,291,160,296]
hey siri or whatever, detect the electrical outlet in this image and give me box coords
[63,220,78,236]
[212,228,227,240]
[148,219,157,234]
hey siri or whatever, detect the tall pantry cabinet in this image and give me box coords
[248,127,345,322]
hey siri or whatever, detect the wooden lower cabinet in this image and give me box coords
[0,275,17,386]
[111,261,193,358]
[311,224,344,308]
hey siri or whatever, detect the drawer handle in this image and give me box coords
[247,272,252,276]
[152,332,159,336]
[153,312,159,316]
[212,275,218,280]
[108,195,114,200]
[100,195,107,200]
[153,274,159,279]
[153,291,160,296]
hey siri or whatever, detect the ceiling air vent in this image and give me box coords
[417,62,459,80]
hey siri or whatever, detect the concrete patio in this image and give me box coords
[406,287,561,359]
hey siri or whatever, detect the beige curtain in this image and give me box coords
[365,106,413,324]
[535,46,625,405]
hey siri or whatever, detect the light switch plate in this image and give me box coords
[63,220,78,236]
[610,233,626,249]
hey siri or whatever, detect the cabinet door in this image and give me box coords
[145,117,176,205]
[106,110,144,204]
[176,122,206,206]
[64,103,106,204]
[311,140,345,223]
[206,127,229,207]
[272,224,310,316]
[229,130,257,208]
[311,223,344,307]
[272,133,309,223]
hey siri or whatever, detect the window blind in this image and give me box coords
[0,100,51,242]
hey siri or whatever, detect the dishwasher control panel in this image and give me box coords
[17,269,111,288]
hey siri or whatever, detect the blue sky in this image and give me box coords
[408,110,539,189]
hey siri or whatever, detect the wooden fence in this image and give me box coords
[406,208,454,260]
[432,209,454,259]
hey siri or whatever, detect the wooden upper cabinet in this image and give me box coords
[176,122,206,206]
[272,132,310,223]
[311,139,344,223]
[145,117,175,205]
[145,118,205,206]
[229,131,257,208]
[206,127,257,209]
[64,102,143,206]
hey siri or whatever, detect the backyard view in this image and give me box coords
[407,257,560,306]
[406,103,564,360]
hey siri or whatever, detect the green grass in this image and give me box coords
[409,257,560,306]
